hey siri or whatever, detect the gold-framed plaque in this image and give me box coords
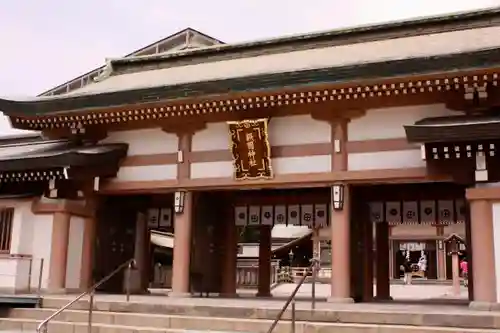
[227,118,273,180]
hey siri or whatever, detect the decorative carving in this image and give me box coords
[314,204,328,227]
[248,206,261,226]
[438,200,454,225]
[235,206,248,226]
[261,206,274,225]
[288,204,300,226]
[403,201,418,224]
[274,205,286,225]
[420,201,436,224]
[227,118,273,180]
[385,202,401,226]
[301,204,314,227]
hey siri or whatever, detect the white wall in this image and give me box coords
[391,224,437,237]
[0,200,53,292]
[191,116,331,178]
[0,199,89,292]
[192,122,229,152]
[105,106,462,179]
[348,104,456,170]
[116,165,177,181]
[103,129,178,182]
[268,115,330,146]
[65,216,85,290]
[30,214,53,290]
[191,161,233,179]
[102,128,178,155]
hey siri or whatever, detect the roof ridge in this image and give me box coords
[108,6,500,67]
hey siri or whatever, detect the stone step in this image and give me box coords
[2,317,500,333]
[8,307,500,332]
[37,298,500,330]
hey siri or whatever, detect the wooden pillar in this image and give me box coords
[79,215,96,289]
[451,252,461,296]
[129,212,149,293]
[257,225,272,297]
[437,245,447,280]
[375,222,391,300]
[221,211,238,297]
[48,212,71,292]
[436,227,446,280]
[329,184,353,303]
[362,216,374,302]
[388,235,394,280]
[469,199,496,306]
[171,191,193,297]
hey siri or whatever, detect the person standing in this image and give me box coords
[460,258,468,287]
[403,258,413,285]
[418,253,427,278]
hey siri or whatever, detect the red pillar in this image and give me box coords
[48,212,70,292]
[329,184,353,303]
[469,199,496,307]
[171,191,193,297]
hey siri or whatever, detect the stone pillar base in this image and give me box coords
[469,301,500,311]
[374,295,394,301]
[327,297,354,303]
[256,292,273,298]
[169,292,192,298]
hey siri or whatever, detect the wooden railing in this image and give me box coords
[236,260,280,288]
[235,264,333,288]
[236,265,332,288]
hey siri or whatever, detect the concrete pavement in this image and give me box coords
[263,283,469,300]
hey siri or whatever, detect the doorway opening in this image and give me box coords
[350,182,471,304]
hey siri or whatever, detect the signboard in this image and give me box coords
[227,118,273,180]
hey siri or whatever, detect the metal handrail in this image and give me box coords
[37,258,136,333]
[266,260,318,333]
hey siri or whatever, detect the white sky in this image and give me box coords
[0,0,498,135]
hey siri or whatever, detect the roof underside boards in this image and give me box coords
[405,115,500,143]
[0,140,128,172]
[39,28,223,97]
[1,47,500,116]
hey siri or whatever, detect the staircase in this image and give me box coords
[3,296,500,333]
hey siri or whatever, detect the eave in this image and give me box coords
[404,115,500,143]
[4,47,500,131]
[0,141,128,182]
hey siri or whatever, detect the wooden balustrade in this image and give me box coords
[236,259,279,288]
